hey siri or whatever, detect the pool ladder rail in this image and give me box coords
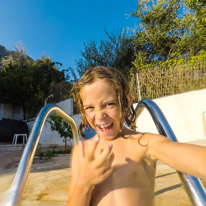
[3,99,206,206]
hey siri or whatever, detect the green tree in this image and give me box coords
[132,0,185,64]
[0,49,33,119]
[132,0,206,68]
[47,114,73,152]
[50,81,73,103]
[184,0,206,54]
[29,56,65,116]
[76,30,135,79]
[0,49,66,119]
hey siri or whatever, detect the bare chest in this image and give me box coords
[95,138,155,184]
[91,142,156,205]
[86,135,157,205]
[106,151,155,188]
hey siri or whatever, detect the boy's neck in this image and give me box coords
[98,127,134,143]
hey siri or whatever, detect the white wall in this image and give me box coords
[56,98,73,115]
[2,89,206,146]
[39,98,75,147]
[135,89,206,142]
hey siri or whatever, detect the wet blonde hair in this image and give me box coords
[72,66,136,138]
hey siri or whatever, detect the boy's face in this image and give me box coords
[80,79,121,140]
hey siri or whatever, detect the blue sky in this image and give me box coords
[0,0,139,75]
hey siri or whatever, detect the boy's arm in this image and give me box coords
[144,133,206,179]
[67,137,114,206]
[66,145,93,206]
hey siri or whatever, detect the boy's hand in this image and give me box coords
[78,137,114,187]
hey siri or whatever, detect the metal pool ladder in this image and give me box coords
[3,104,79,206]
[3,100,206,205]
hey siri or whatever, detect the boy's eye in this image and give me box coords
[85,106,94,111]
[105,102,116,107]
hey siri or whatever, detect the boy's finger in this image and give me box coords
[96,144,113,167]
[101,166,113,180]
[79,141,85,160]
[102,152,114,170]
[87,136,99,160]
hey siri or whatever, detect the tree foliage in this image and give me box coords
[132,0,206,69]
[0,48,66,119]
[30,56,65,113]
[47,114,73,151]
[76,30,136,79]
[133,0,183,62]
[184,0,206,53]
[50,81,73,103]
[0,50,33,119]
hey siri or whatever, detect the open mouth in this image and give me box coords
[96,123,113,133]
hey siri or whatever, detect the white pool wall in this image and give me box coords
[135,88,206,142]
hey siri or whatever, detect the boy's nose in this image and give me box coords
[95,109,107,120]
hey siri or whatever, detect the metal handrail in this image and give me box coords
[4,104,79,206]
[135,99,206,206]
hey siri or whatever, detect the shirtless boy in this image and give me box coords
[67,66,206,206]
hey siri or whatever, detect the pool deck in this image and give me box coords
[0,139,206,206]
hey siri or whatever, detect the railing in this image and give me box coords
[135,99,206,206]
[4,99,206,205]
[3,104,79,206]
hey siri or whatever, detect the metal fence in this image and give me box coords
[130,59,206,102]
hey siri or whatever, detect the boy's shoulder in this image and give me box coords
[123,130,167,149]
[122,131,158,164]
[125,130,165,140]
[123,129,151,141]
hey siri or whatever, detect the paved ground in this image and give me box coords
[0,142,206,206]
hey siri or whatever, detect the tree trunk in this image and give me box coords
[64,137,68,152]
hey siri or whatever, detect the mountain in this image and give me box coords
[0,45,33,67]
[0,45,10,61]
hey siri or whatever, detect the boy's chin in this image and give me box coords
[97,132,120,141]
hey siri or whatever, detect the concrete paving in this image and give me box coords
[0,149,70,206]
[0,141,206,206]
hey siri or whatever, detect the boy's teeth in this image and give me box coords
[99,123,111,128]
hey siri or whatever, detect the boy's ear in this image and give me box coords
[127,94,133,107]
